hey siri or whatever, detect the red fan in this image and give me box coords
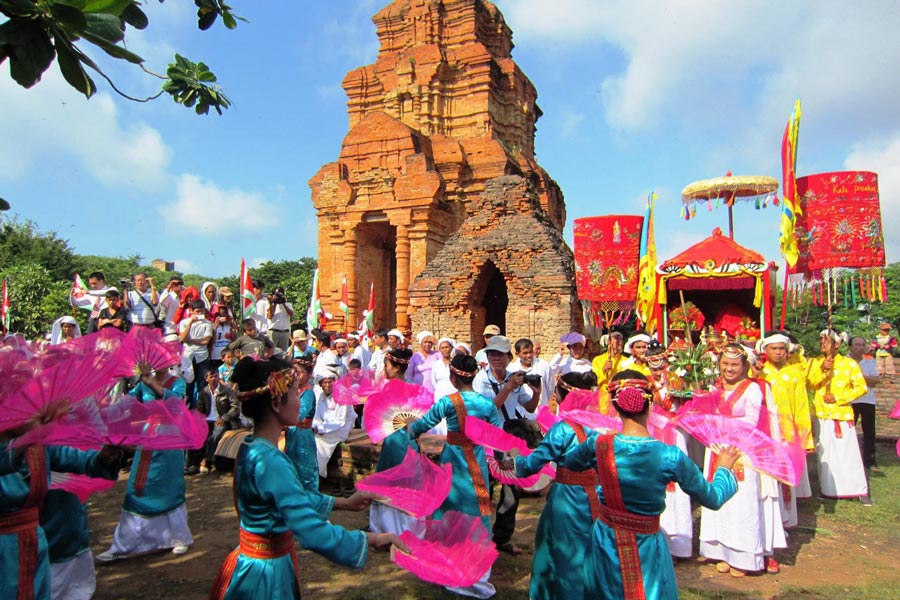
[49,472,116,502]
[486,456,555,492]
[363,379,434,443]
[334,370,384,406]
[536,405,560,434]
[356,447,452,517]
[0,351,129,434]
[678,413,797,485]
[119,327,183,376]
[463,417,531,457]
[647,404,677,445]
[391,511,498,587]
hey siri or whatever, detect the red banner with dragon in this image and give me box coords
[573,216,643,331]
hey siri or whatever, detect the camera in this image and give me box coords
[269,292,287,304]
[523,373,542,386]
[119,277,131,288]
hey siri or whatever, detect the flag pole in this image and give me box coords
[779,262,791,330]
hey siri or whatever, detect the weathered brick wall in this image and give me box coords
[873,358,900,414]
[409,175,578,349]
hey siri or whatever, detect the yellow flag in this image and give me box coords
[636,192,658,333]
[779,98,802,267]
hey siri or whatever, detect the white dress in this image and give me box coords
[658,389,693,558]
[312,386,355,477]
[699,381,787,571]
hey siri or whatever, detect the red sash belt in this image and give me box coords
[0,508,40,600]
[448,394,493,517]
[832,419,853,439]
[209,529,298,600]
[296,419,313,430]
[133,451,154,497]
[597,504,660,534]
[554,467,599,487]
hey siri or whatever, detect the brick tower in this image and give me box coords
[309,0,577,346]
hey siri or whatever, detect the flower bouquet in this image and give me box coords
[669,343,718,397]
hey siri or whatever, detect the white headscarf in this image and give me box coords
[50,316,81,345]
[624,333,652,355]
[820,329,848,344]
[454,342,472,357]
[200,281,218,311]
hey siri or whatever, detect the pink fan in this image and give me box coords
[391,511,498,587]
[890,399,900,419]
[557,409,623,433]
[780,424,807,487]
[11,396,108,448]
[0,351,131,434]
[99,395,207,450]
[334,371,383,406]
[0,347,36,398]
[363,379,434,443]
[486,456,555,492]
[49,472,116,502]
[536,405,561,434]
[678,413,797,485]
[356,447,452,517]
[37,329,129,371]
[119,327,183,375]
[647,404,677,445]
[463,417,531,457]
[896,438,899,459]
[677,389,723,417]
[558,388,601,413]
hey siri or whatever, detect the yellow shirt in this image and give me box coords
[617,357,651,378]
[806,354,867,422]
[761,363,814,450]
[591,351,625,390]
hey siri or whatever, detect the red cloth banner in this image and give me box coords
[795,171,885,272]
[573,216,643,303]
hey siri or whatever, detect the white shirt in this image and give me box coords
[473,368,533,423]
[158,290,180,335]
[205,385,221,421]
[267,302,293,331]
[253,298,269,334]
[430,359,458,400]
[549,353,593,376]
[312,387,355,436]
[351,345,371,371]
[369,347,387,378]
[314,349,347,379]
[210,323,232,361]
[126,289,158,325]
[853,358,879,405]
[179,317,214,361]
[70,286,111,317]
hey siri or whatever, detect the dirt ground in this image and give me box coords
[87,447,900,600]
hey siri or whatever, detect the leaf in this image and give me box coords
[197,10,217,31]
[50,3,88,31]
[54,37,95,97]
[80,31,143,63]
[121,3,148,30]
[221,12,236,29]
[82,0,131,15]
[2,20,56,88]
[83,13,124,44]
[50,0,87,10]
[0,0,42,15]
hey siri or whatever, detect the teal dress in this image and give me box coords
[221,436,368,599]
[1,446,118,600]
[514,420,597,600]
[124,379,187,516]
[565,434,738,600]
[409,391,501,529]
[284,387,319,492]
[40,490,90,563]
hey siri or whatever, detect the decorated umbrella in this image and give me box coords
[356,447,452,517]
[363,379,434,444]
[573,215,644,336]
[787,171,887,320]
[391,511,498,587]
[681,173,779,239]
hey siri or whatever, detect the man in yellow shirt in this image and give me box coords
[619,333,652,377]
[753,333,813,527]
[591,332,624,391]
[806,330,869,502]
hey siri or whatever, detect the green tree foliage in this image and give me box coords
[217,259,316,327]
[0,263,70,338]
[0,217,79,281]
[0,0,244,114]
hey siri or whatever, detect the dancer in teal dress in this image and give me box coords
[0,433,121,600]
[369,349,421,535]
[210,357,406,600]
[511,370,600,600]
[283,357,319,492]
[407,354,501,599]
[408,354,502,530]
[98,368,193,560]
[564,371,741,600]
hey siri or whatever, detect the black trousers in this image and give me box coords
[852,403,877,468]
[492,483,521,547]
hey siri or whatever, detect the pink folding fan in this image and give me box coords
[356,447,452,517]
[391,511,498,587]
[678,413,797,485]
[363,379,434,443]
[536,405,561,434]
[334,370,383,406]
[119,327,183,375]
[486,456,555,492]
[49,472,116,502]
[463,417,531,457]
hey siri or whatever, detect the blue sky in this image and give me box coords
[2,0,898,278]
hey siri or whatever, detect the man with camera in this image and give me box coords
[509,338,554,414]
[122,272,160,328]
[472,335,541,557]
[158,277,185,335]
[70,271,113,333]
[265,285,294,352]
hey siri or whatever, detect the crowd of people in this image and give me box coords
[0,268,890,600]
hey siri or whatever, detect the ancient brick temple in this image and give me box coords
[309,0,578,346]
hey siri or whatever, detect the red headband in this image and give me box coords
[237,368,296,400]
[449,365,476,378]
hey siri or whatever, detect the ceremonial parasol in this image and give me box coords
[681,173,779,239]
